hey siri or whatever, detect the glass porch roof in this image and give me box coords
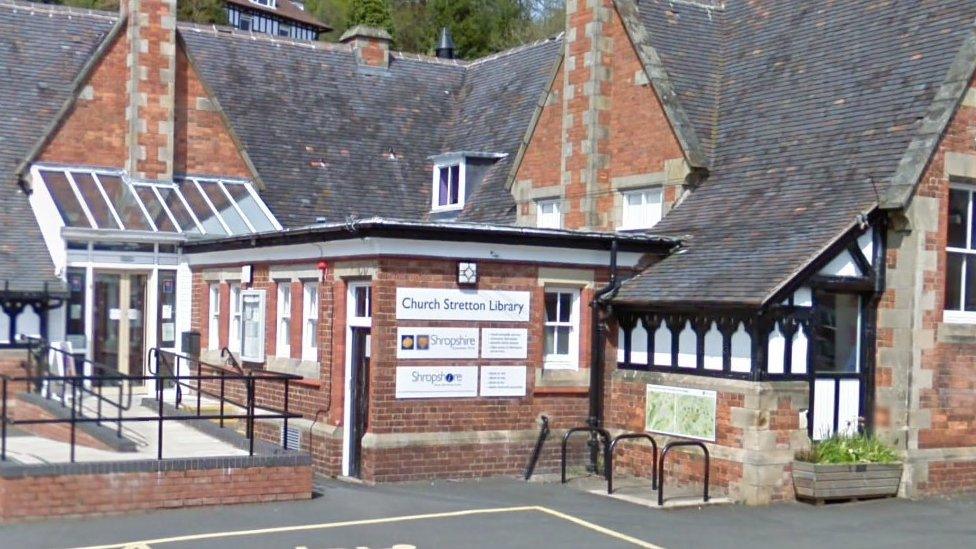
[34,168,280,237]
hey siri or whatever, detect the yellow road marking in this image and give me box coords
[68,505,664,549]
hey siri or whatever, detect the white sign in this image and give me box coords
[481,328,528,359]
[397,327,479,359]
[396,288,530,322]
[395,366,479,399]
[479,366,527,397]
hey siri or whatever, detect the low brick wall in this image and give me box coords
[0,454,312,522]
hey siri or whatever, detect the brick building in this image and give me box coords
[4,0,976,505]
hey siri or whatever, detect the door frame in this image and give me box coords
[90,269,151,391]
[342,280,372,478]
[807,289,874,439]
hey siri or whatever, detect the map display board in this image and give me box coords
[644,384,717,441]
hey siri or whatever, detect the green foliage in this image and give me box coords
[796,435,899,465]
[313,0,564,59]
[177,0,227,25]
[347,0,393,34]
[51,0,226,24]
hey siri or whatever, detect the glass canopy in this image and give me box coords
[34,168,280,237]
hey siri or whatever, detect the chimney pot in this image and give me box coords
[436,27,456,59]
[340,25,392,69]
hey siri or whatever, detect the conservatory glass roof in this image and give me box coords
[33,167,280,237]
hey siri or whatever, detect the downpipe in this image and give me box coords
[587,239,619,473]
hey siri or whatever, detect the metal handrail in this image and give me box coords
[607,432,658,494]
[560,426,611,483]
[19,336,134,448]
[1,370,303,463]
[657,440,710,506]
[220,346,244,375]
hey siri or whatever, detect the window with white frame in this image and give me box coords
[276,282,292,358]
[431,162,464,211]
[536,199,562,229]
[349,283,372,326]
[208,283,220,350]
[946,185,976,321]
[251,0,275,6]
[620,187,663,230]
[302,281,319,362]
[240,290,266,363]
[229,283,242,353]
[543,288,580,369]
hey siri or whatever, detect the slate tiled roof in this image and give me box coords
[180,27,562,228]
[614,0,976,308]
[0,2,115,294]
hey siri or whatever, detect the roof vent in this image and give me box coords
[436,27,456,59]
[340,25,392,69]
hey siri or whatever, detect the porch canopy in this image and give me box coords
[32,167,280,238]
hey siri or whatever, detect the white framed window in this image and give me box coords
[431,162,465,212]
[276,282,292,358]
[543,288,581,370]
[251,0,275,6]
[620,187,663,230]
[348,282,372,327]
[240,289,266,363]
[536,199,562,229]
[302,281,319,362]
[208,283,220,350]
[945,185,976,323]
[229,283,242,353]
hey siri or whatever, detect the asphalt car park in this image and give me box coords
[2,477,975,549]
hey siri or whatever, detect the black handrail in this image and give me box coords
[607,432,658,494]
[523,415,550,481]
[657,440,710,506]
[220,346,244,375]
[1,371,302,463]
[561,426,611,483]
[20,336,133,440]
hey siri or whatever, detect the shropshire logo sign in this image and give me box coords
[644,384,717,441]
[397,328,479,359]
[395,366,479,398]
[396,288,530,322]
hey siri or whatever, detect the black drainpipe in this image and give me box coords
[586,238,619,471]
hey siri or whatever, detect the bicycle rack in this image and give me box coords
[607,433,658,494]
[657,440,710,506]
[560,426,611,483]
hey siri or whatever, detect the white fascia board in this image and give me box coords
[27,166,68,276]
[186,236,646,269]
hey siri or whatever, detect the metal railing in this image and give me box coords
[1,340,303,463]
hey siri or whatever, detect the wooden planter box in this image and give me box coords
[793,461,902,502]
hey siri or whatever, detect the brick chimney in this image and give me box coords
[340,25,392,69]
[121,0,177,180]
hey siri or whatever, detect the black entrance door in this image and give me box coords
[348,327,371,478]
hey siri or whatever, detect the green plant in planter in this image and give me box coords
[796,434,899,464]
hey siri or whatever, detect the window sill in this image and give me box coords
[943,310,976,324]
[430,205,464,213]
[542,362,579,372]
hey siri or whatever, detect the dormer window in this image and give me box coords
[432,162,465,211]
[251,0,276,8]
